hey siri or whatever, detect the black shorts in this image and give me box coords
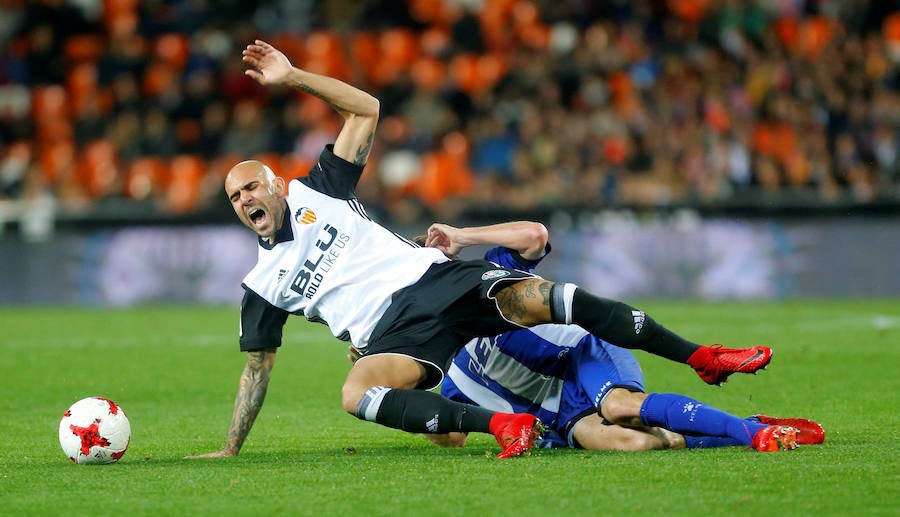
[364,259,538,390]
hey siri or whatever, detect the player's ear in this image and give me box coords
[272,176,286,195]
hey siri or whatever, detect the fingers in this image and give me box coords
[244,69,263,84]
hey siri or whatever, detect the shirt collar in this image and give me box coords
[258,203,294,250]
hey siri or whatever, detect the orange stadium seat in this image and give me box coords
[450,53,507,95]
[125,156,169,201]
[349,32,380,85]
[303,31,349,81]
[380,28,419,69]
[419,26,451,57]
[31,85,68,122]
[480,0,518,50]
[142,62,176,97]
[66,63,99,117]
[414,132,474,207]
[64,34,105,64]
[409,0,449,26]
[798,16,833,59]
[279,154,316,180]
[38,141,75,184]
[269,34,306,64]
[103,0,139,35]
[411,56,446,91]
[78,139,121,198]
[154,33,190,70]
[166,155,207,213]
[253,152,282,176]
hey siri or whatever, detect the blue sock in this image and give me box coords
[640,393,767,446]
[683,435,746,449]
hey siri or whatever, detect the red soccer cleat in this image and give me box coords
[489,413,542,459]
[751,425,798,452]
[751,415,825,445]
[687,344,773,385]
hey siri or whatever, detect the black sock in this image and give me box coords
[371,388,495,433]
[570,288,699,363]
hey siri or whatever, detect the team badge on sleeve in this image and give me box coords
[482,270,511,281]
[294,207,317,224]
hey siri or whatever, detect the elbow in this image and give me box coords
[364,96,380,118]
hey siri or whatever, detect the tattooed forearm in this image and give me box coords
[495,279,553,326]
[224,350,274,454]
[354,132,375,165]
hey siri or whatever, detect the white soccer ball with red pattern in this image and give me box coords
[58,397,131,464]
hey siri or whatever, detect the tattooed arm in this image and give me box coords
[185,349,276,458]
[242,40,379,166]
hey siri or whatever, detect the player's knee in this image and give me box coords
[341,383,367,414]
[600,389,645,426]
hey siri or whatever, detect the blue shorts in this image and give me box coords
[539,340,645,448]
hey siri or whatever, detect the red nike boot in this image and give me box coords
[489,413,542,459]
[687,344,773,385]
[751,415,825,445]
[751,425,798,452]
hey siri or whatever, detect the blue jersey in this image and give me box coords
[441,245,645,447]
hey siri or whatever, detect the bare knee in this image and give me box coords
[341,354,427,415]
[600,389,647,427]
[341,383,367,414]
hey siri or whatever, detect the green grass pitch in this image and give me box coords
[1,300,898,516]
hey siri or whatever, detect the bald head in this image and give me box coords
[225,160,287,243]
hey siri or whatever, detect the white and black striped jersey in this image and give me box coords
[239,145,449,351]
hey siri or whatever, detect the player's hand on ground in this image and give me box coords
[242,40,293,86]
[184,449,237,459]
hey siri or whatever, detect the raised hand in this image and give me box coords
[242,40,293,86]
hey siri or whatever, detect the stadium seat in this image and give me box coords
[419,26,451,57]
[278,154,316,181]
[125,156,168,201]
[409,0,449,25]
[303,31,349,81]
[166,155,207,213]
[154,33,190,70]
[65,63,99,118]
[38,141,76,184]
[63,34,105,64]
[414,132,474,207]
[142,62,176,97]
[411,56,445,91]
[78,139,121,199]
[450,53,506,95]
[31,85,69,122]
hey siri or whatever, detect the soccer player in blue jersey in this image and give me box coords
[418,221,824,452]
[189,40,775,460]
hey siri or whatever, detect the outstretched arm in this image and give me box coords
[185,349,277,458]
[425,221,549,260]
[241,39,379,166]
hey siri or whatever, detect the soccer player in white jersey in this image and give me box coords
[419,222,824,452]
[188,40,774,460]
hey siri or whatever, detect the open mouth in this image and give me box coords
[249,208,265,225]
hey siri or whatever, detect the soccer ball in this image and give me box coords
[58,397,131,464]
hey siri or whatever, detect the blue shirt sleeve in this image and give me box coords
[483,242,551,273]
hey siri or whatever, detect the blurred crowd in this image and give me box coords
[0,0,898,224]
